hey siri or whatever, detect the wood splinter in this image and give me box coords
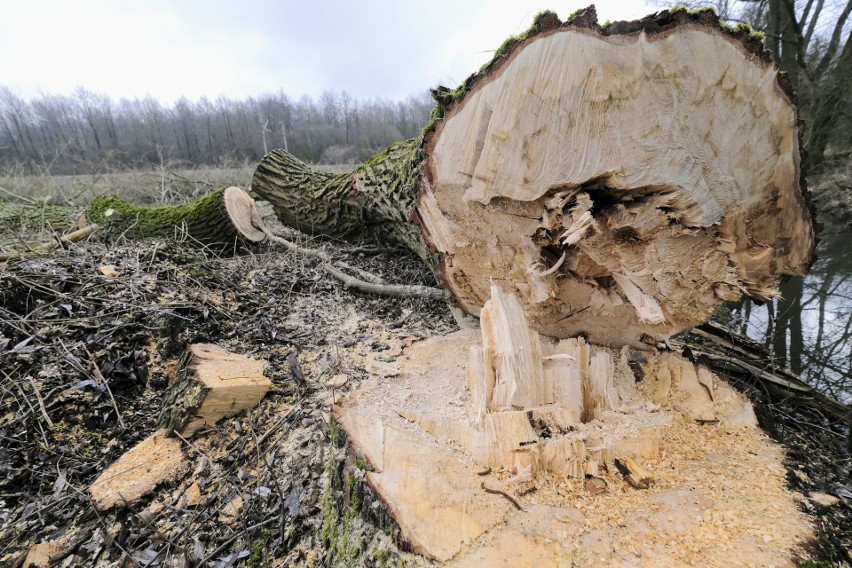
[481,482,525,511]
[615,456,654,489]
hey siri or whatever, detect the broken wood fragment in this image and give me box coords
[615,456,654,489]
[89,429,188,511]
[584,476,608,496]
[158,343,272,437]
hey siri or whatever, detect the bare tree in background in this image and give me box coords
[0,89,434,173]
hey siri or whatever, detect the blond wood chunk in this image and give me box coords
[22,534,73,568]
[158,343,272,437]
[539,436,587,479]
[89,429,187,511]
[366,424,510,562]
[586,350,618,421]
[639,350,757,426]
[451,504,581,567]
[466,345,492,424]
[616,456,654,489]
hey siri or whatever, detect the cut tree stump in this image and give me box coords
[333,285,811,565]
[256,6,824,565]
[252,7,816,346]
[85,186,266,249]
[158,343,272,437]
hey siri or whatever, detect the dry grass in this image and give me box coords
[0,165,255,208]
[0,161,353,210]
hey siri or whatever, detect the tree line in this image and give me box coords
[0,87,435,174]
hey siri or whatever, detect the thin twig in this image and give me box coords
[26,376,54,428]
[480,481,524,511]
[259,225,446,300]
[198,517,277,566]
[83,346,126,430]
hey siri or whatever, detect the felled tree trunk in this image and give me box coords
[85,186,266,249]
[252,7,816,347]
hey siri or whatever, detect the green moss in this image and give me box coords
[373,547,390,566]
[247,529,273,568]
[688,6,717,16]
[493,10,554,59]
[668,4,687,13]
[602,19,613,28]
[566,7,587,23]
[355,456,374,472]
[320,460,365,565]
[718,19,754,35]
[85,188,241,247]
[329,417,344,449]
[423,10,560,136]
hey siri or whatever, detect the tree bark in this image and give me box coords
[252,7,816,347]
[85,186,266,249]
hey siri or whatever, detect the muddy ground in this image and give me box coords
[0,209,850,566]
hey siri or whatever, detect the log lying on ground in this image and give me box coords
[253,7,816,346]
[0,201,83,250]
[85,186,266,248]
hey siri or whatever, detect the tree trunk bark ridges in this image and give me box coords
[85,186,264,249]
[252,138,439,272]
[252,6,817,347]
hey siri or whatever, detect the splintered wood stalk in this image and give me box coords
[252,7,816,346]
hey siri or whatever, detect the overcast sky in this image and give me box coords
[1,0,654,103]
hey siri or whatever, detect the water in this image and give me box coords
[728,226,852,403]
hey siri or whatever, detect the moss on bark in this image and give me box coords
[86,188,251,249]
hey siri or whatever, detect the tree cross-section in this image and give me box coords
[252,7,816,346]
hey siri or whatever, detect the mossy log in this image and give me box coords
[252,7,816,347]
[85,186,266,249]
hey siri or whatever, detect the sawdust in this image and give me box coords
[337,330,815,567]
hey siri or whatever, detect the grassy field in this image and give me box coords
[0,165,255,207]
[0,162,353,208]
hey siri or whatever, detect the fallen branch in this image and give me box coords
[258,225,446,301]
